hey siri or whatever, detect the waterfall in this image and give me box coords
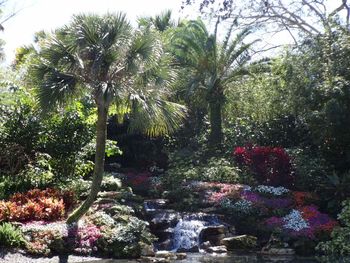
[144,199,225,252]
[173,218,206,251]
[172,214,220,251]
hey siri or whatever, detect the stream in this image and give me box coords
[88,253,320,263]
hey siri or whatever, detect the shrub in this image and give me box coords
[25,229,62,256]
[97,216,155,258]
[233,145,295,187]
[0,189,74,222]
[288,148,330,192]
[70,224,102,255]
[0,222,25,248]
[101,174,122,191]
[316,200,350,255]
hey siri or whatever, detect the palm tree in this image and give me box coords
[171,19,257,147]
[31,13,186,223]
[138,10,175,33]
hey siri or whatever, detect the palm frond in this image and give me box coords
[31,64,80,110]
[128,96,187,137]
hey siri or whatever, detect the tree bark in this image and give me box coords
[66,103,108,224]
[208,100,223,148]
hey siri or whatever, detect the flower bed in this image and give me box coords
[0,189,75,222]
[185,181,337,246]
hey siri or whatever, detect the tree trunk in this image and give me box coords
[66,103,108,224]
[208,100,223,148]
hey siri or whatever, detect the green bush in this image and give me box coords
[288,148,330,192]
[97,216,155,258]
[316,200,350,255]
[101,174,122,192]
[0,223,25,248]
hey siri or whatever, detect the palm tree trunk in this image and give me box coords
[67,103,108,224]
[208,100,223,148]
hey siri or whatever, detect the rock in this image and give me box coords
[141,245,155,257]
[177,246,199,253]
[144,199,169,211]
[155,251,177,260]
[175,253,187,260]
[150,211,180,231]
[95,197,117,205]
[228,225,236,235]
[200,225,226,236]
[206,246,227,254]
[260,248,295,255]
[153,228,174,243]
[139,256,170,263]
[200,207,219,213]
[201,233,226,246]
[200,225,227,246]
[221,235,257,250]
[200,241,211,250]
[156,239,173,251]
[97,191,121,199]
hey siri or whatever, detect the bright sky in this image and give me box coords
[1,0,193,64]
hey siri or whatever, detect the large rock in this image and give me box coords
[206,246,228,254]
[221,235,257,250]
[176,253,187,260]
[200,225,226,236]
[201,234,226,246]
[177,246,199,253]
[141,245,155,257]
[155,251,177,260]
[139,257,170,263]
[150,211,180,231]
[199,225,227,246]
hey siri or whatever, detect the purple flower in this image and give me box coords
[242,191,262,203]
[263,198,293,209]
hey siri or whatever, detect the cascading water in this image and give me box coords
[173,218,206,251]
[172,214,220,252]
[144,200,226,252]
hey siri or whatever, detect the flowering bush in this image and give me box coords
[233,146,295,187]
[293,191,318,207]
[255,185,290,196]
[265,205,337,239]
[73,224,102,255]
[23,221,102,256]
[241,186,293,211]
[0,189,74,222]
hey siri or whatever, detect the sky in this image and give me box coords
[0,0,193,64]
[0,0,343,65]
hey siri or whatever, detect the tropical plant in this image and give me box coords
[30,13,186,223]
[171,18,257,146]
[0,222,25,248]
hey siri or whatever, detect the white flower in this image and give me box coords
[255,185,290,196]
[243,185,252,191]
[283,210,309,231]
[232,200,254,215]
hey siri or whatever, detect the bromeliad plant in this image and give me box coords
[30,13,186,223]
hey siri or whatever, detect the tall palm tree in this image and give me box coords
[171,19,257,147]
[30,13,186,223]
